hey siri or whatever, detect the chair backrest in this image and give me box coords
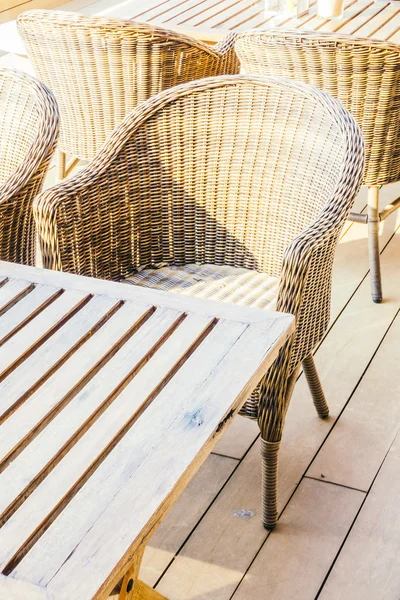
[235,30,400,187]
[35,75,363,282]
[17,10,239,160]
[0,67,59,264]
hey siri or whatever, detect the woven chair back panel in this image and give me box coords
[236,34,400,186]
[57,83,346,279]
[0,76,38,185]
[18,13,235,160]
[0,67,59,265]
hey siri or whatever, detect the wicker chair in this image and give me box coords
[17,10,240,180]
[33,75,364,528]
[235,31,400,303]
[0,67,59,266]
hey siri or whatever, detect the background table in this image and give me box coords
[1,0,399,62]
[121,0,400,45]
[0,260,293,600]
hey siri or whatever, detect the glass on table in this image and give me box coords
[264,0,310,18]
[317,0,344,18]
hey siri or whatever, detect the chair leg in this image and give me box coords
[367,186,382,303]
[302,354,329,419]
[260,437,280,530]
[259,367,299,530]
[58,150,66,181]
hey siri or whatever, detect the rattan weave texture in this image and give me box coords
[17,10,240,165]
[0,67,59,265]
[33,75,364,528]
[125,263,279,308]
[235,30,400,302]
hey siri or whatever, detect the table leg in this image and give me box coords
[117,546,168,600]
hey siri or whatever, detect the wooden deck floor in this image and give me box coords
[1,1,400,593]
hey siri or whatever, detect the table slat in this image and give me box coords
[355,3,400,38]
[372,6,400,39]
[0,301,152,473]
[44,318,287,600]
[337,1,388,34]
[0,284,61,345]
[264,1,321,32]
[388,24,400,43]
[288,0,349,30]
[0,294,117,421]
[199,0,258,28]
[9,317,240,590]
[0,312,213,575]
[131,0,191,21]
[125,0,400,42]
[164,0,226,25]
[111,0,169,20]
[0,279,33,314]
[0,575,47,600]
[224,5,266,30]
[0,262,293,600]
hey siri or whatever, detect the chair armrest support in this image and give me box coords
[276,216,343,370]
[214,32,239,56]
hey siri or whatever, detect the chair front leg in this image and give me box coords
[259,366,299,530]
[367,186,382,303]
[302,354,329,419]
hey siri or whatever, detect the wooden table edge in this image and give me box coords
[0,261,295,328]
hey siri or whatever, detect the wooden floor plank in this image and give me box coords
[141,453,238,587]
[153,228,400,600]
[319,430,400,600]
[232,478,365,600]
[154,439,267,600]
[307,310,400,490]
[213,413,259,459]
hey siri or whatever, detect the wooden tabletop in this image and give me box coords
[115,0,400,44]
[0,260,293,600]
[2,0,399,59]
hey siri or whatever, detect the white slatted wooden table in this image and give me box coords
[3,0,398,59]
[66,0,400,44]
[0,260,293,600]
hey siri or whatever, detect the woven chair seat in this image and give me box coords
[124,263,279,310]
